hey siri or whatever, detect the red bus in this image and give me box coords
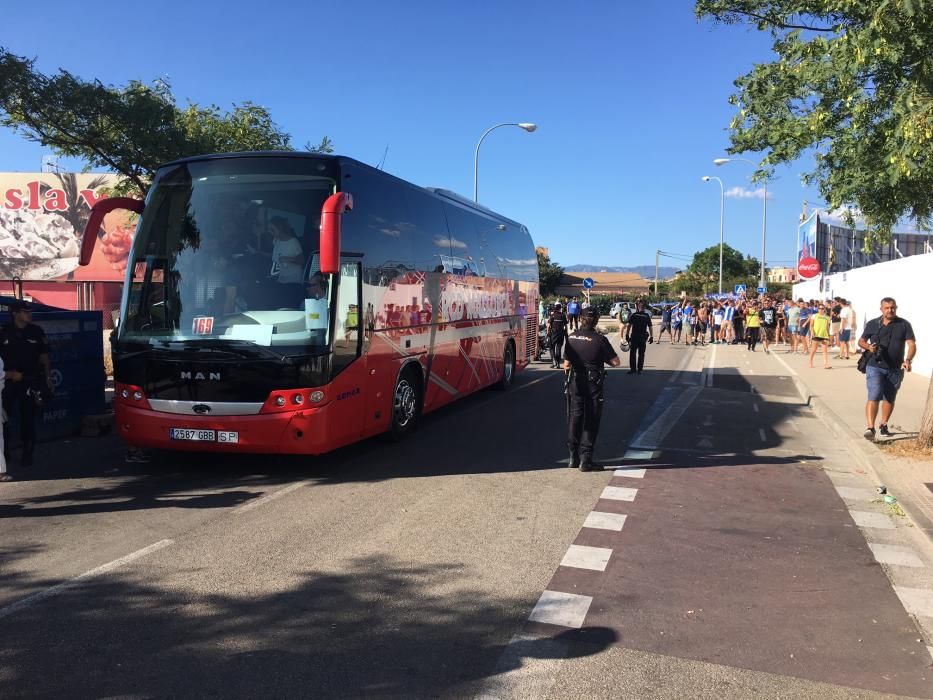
[82,153,539,454]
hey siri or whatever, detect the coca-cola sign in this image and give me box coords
[798,256,821,279]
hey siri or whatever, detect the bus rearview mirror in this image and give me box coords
[320,192,353,275]
[80,197,145,266]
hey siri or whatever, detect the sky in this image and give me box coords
[0,0,830,272]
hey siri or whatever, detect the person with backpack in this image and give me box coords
[617,303,632,344]
[566,297,581,331]
[547,302,570,369]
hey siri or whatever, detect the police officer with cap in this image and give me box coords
[563,306,621,471]
[547,302,569,369]
[0,300,52,466]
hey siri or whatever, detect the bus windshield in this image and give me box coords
[118,157,338,356]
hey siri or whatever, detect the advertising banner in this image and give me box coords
[797,211,821,279]
[0,172,133,282]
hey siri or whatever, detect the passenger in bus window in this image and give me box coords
[269,217,304,284]
[304,271,329,339]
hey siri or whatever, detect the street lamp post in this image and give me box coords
[714,157,768,290]
[702,175,725,295]
[473,122,537,203]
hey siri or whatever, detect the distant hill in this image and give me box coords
[563,264,680,279]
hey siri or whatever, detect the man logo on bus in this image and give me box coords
[180,371,221,380]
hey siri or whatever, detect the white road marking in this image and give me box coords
[629,386,703,450]
[893,587,933,618]
[770,350,800,377]
[752,403,760,413]
[868,543,925,568]
[612,466,647,478]
[849,510,895,529]
[234,481,308,513]
[758,428,767,442]
[583,511,628,531]
[528,590,593,628]
[834,485,875,502]
[0,539,174,621]
[476,633,569,699]
[600,486,638,502]
[705,343,718,387]
[560,544,613,571]
[620,450,657,461]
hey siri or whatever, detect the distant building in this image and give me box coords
[555,271,650,297]
[768,267,798,284]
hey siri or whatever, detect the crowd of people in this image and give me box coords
[634,295,860,369]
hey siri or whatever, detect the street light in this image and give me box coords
[714,157,768,289]
[702,175,725,294]
[473,122,537,202]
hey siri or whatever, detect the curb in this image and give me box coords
[784,371,933,540]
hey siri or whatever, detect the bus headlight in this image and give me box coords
[292,393,304,405]
[275,396,286,407]
[132,391,143,401]
[309,391,325,403]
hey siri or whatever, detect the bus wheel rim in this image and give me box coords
[504,347,514,384]
[394,379,416,427]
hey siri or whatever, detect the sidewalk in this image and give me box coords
[768,344,933,540]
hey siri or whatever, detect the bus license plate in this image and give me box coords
[170,428,216,441]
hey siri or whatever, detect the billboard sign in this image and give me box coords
[0,172,132,282]
[797,211,821,279]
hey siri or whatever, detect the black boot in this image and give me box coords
[568,451,580,469]
[579,454,597,472]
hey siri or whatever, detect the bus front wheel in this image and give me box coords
[390,368,422,440]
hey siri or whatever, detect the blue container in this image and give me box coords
[0,308,105,443]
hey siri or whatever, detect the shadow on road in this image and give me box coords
[0,552,616,698]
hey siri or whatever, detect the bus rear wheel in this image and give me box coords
[390,368,422,440]
[497,341,516,390]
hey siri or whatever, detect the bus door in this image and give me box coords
[326,258,369,447]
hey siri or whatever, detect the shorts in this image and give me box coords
[788,325,797,334]
[762,326,776,342]
[839,329,851,342]
[831,322,841,334]
[673,322,682,330]
[811,336,829,344]
[797,327,809,336]
[866,364,903,403]
[695,321,707,333]
[661,322,672,331]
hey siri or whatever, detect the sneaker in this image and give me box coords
[863,427,876,441]
[879,424,891,436]
[0,473,12,482]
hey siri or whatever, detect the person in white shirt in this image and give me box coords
[269,217,304,285]
[0,356,23,481]
[839,298,855,359]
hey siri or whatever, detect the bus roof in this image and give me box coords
[157,151,527,231]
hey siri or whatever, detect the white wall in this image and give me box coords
[793,253,933,376]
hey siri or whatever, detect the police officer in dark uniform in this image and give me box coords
[625,299,654,374]
[547,302,569,369]
[0,301,52,466]
[563,306,621,471]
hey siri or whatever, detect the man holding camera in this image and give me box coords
[858,297,916,440]
[0,301,52,466]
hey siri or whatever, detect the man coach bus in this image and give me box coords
[82,152,539,455]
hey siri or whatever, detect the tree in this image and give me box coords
[537,249,563,297]
[0,47,330,195]
[684,244,760,293]
[697,1,933,448]
[695,1,933,242]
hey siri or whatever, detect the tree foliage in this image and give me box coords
[537,249,563,297]
[0,47,331,195]
[687,243,760,280]
[696,0,933,242]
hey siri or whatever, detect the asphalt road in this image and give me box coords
[1,339,931,698]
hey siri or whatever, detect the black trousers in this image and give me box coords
[3,384,37,453]
[550,334,566,366]
[733,318,744,343]
[629,337,647,371]
[567,373,605,463]
[746,326,760,350]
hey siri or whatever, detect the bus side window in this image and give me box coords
[333,260,362,374]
